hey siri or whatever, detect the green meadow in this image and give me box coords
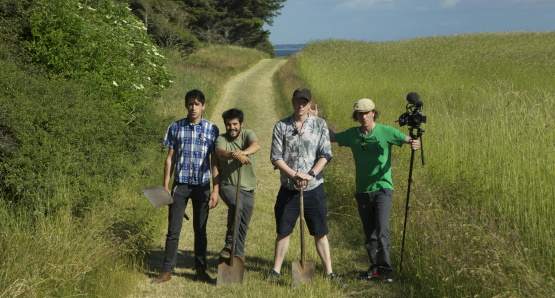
[280,32,555,296]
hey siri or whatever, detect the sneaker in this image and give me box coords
[379,268,393,283]
[328,272,347,287]
[359,267,380,281]
[195,268,216,284]
[266,269,281,283]
[219,243,232,259]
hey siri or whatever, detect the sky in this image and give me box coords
[264,0,555,45]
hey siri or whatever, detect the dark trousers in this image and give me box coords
[220,185,255,257]
[356,188,393,270]
[162,181,210,272]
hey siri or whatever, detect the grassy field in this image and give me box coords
[282,32,555,296]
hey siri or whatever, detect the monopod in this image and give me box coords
[396,92,426,280]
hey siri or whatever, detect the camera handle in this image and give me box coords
[409,127,425,166]
[398,126,424,280]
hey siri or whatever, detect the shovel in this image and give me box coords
[291,186,316,286]
[217,165,245,285]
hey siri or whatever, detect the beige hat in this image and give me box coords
[353,98,375,112]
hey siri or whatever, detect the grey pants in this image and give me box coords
[162,181,210,272]
[355,188,393,270]
[220,185,255,257]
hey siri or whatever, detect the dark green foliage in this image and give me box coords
[185,0,285,52]
[0,59,163,215]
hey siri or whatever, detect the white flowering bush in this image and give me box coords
[28,0,173,121]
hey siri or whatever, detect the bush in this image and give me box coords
[27,0,173,123]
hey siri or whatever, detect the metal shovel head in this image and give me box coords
[217,256,245,285]
[291,260,316,286]
[141,185,173,208]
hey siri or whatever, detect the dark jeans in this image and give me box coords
[220,185,255,257]
[162,181,210,272]
[355,188,393,270]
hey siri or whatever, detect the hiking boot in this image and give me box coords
[266,269,281,283]
[152,271,172,284]
[327,272,347,287]
[379,267,393,283]
[195,268,216,285]
[219,243,232,259]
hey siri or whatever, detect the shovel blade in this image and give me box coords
[141,185,173,208]
[217,256,245,285]
[291,260,316,286]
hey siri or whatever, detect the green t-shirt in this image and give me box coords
[335,124,407,193]
[216,129,258,191]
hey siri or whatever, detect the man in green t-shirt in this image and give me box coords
[215,108,260,259]
[322,98,420,282]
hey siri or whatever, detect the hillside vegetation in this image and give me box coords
[0,0,268,295]
[277,32,555,296]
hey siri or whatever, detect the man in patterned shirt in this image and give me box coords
[267,88,344,286]
[153,89,220,285]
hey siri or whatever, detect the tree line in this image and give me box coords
[120,0,286,56]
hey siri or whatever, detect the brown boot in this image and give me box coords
[195,267,216,284]
[152,271,172,284]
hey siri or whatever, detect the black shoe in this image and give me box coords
[379,267,393,283]
[196,268,216,284]
[266,269,281,283]
[219,243,232,259]
[328,272,347,287]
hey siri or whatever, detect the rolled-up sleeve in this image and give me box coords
[316,119,333,162]
[270,121,284,163]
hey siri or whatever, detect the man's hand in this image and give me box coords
[208,191,219,209]
[293,172,313,187]
[409,139,421,150]
[229,150,252,164]
[308,103,319,117]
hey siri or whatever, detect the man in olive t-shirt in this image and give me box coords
[215,108,260,258]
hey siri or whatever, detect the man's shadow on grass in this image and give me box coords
[145,248,275,281]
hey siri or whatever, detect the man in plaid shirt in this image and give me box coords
[153,89,220,285]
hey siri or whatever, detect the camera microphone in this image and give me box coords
[406,92,420,105]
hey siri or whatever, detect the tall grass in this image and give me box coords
[293,32,555,296]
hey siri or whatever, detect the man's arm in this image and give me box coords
[209,152,220,209]
[163,148,175,193]
[216,139,260,164]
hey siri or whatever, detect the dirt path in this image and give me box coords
[132,58,288,297]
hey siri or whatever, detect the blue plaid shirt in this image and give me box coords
[163,117,219,185]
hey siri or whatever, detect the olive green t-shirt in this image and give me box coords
[335,124,407,193]
[216,129,258,191]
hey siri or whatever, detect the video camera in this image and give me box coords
[397,92,426,129]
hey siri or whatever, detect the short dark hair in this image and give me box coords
[222,108,244,123]
[185,89,205,104]
[352,109,379,121]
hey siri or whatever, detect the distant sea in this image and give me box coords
[274,44,305,57]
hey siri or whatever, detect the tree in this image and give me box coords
[120,0,200,56]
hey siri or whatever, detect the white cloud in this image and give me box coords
[440,0,461,8]
[337,0,396,10]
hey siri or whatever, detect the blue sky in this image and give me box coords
[265,0,555,44]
